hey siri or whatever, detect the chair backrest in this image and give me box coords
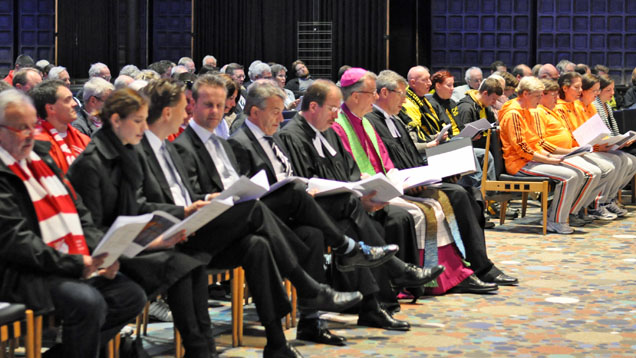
[489,129,507,179]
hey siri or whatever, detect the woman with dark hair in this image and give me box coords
[68,88,219,358]
[427,70,460,136]
[270,64,300,109]
[622,68,636,109]
[595,75,636,156]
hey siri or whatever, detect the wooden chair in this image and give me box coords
[0,304,35,358]
[481,129,552,234]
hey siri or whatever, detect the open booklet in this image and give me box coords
[456,117,495,139]
[425,137,477,178]
[308,173,404,203]
[572,113,611,146]
[93,198,234,268]
[552,144,593,160]
[215,170,308,203]
[434,124,452,143]
[610,130,636,149]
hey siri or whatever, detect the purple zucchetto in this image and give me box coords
[340,67,368,87]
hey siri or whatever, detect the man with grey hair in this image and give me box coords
[0,88,146,358]
[178,56,196,73]
[113,74,134,90]
[119,64,140,78]
[170,65,189,78]
[202,55,217,68]
[451,66,483,102]
[538,63,559,80]
[12,68,42,93]
[88,62,111,81]
[47,66,71,87]
[556,59,575,74]
[71,77,114,136]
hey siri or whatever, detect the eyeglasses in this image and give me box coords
[325,105,341,114]
[0,124,37,137]
[388,89,406,97]
[356,89,377,96]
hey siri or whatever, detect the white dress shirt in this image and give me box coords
[145,130,192,206]
[189,119,240,189]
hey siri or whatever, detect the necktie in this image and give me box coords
[263,136,293,177]
[160,143,191,206]
[208,135,237,183]
[387,116,402,138]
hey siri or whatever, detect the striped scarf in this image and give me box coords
[38,119,78,166]
[0,147,89,255]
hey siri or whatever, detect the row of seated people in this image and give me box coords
[0,68,520,358]
[399,66,636,234]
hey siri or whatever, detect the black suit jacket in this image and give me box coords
[228,123,288,185]
[173,125,240,194]
[138,136,205,214]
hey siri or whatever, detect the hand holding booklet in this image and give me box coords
[215,170,307,203]
[552,145,593,160]
[92,211,181,268]
[308,173,404,203]
[572,114,611,146]
[434,124,452,143]
[93,199,235,268]
[456,117,494,139]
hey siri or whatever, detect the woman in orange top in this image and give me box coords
[498,76,584,234]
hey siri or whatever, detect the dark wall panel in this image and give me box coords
[430,0,532,80]
[193,0,386,82]
[152,0,191,63]
[0,0,13,72]
[18,0,55,63]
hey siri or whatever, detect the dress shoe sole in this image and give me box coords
[335,250,397,272]
[391,266,445,288]
[447,286,499,294]
[296,332,347,346]
[357,318,410,331]
[298,293,363,312]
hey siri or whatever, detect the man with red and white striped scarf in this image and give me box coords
[0,89,146,358]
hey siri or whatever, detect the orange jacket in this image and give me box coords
[498,99,543,175]
[531,105,574,150]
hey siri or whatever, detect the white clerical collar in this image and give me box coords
[303,115,337,158]
[373,104,401,138]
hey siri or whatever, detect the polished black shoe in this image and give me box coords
[335,242,399,272]
[391,264,445,288]
[484,219,496,229]
[296,318,347,346]
[263,342,304,358]
[297,284,363,312]
[448,274,498,294]
[489,273,519,286]
[358,307,410,331]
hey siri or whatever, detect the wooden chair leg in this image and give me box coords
[291,286,297,328]
[284,280,291,329]
[34,315,42,358]
[499,201,507,225]
[174,329,184,358]
[142,301,150,336]
[542,185,549,235]
[521,192,528,217]
[238,268,244,347]
[231,269,239,348]
[25,310,34,358]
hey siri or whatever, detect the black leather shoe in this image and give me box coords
[296,318,347,346]
[335,242,399,272]
[488,273,519,286]
[391,264,445,288]
[358,307,410,331]
[298,284,363,312]
[263,343,303,358]
[448,274,498,294]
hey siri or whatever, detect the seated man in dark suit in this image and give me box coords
[0,89,146,358]
[227,79,446,330]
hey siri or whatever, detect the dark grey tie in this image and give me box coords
[264,136,293,176]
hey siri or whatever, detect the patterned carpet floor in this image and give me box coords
[144,193,636,358]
